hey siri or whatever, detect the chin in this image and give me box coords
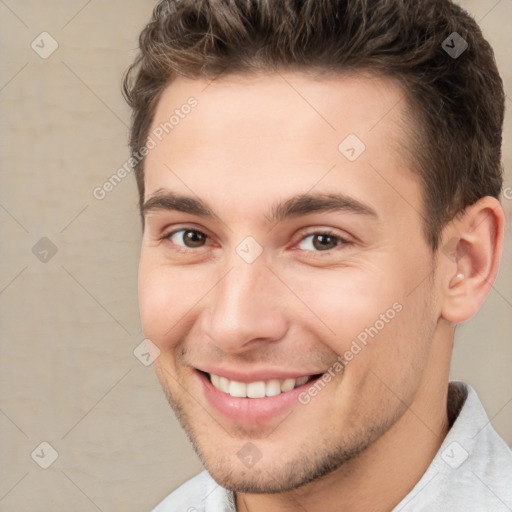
[194,429,376,494]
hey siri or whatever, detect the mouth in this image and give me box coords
[203,371,323,398]
[194,368,329,425]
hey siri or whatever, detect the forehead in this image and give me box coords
[149,70,409,147]
[143,71,418,222]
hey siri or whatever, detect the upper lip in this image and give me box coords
[195,366,324,383]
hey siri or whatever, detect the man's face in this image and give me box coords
[138,72,442,492]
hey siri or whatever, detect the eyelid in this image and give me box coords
[294,227,351,244]
[161,223,209,238]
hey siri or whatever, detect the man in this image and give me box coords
[123,0,512,510]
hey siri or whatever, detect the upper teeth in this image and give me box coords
[209,374,313,398]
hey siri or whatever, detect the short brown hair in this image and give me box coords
[122,0,505,250]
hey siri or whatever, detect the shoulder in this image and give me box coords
[395,382,512,511]
[150,471,211,512]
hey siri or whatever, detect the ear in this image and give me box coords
[439,196,505,324]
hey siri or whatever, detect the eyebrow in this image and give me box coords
[142,189,378,224]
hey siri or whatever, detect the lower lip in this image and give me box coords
[197,371,320,425]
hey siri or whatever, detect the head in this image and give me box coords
[124,0,505,494]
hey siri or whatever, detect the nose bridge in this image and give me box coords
[205,254,287,352]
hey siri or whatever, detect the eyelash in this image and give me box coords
[160,227,351,256]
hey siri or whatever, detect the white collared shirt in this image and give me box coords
[151,382,512,511]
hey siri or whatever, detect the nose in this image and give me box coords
[202,257,289,354]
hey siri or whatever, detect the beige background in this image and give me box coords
[0,1,510,510]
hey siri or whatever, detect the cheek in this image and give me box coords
[138,258,196,343]
[286,261,433,374]
[138,263,168,338]
[287,266,402,343]
[138,255,223,351]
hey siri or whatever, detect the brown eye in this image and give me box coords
[298,233,342,252]
[169,229,207,248]
[312,234,338,250]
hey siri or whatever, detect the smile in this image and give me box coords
[208,373,319,398]
[196,369,328,424]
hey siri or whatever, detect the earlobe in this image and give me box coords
[440,196,505,324]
